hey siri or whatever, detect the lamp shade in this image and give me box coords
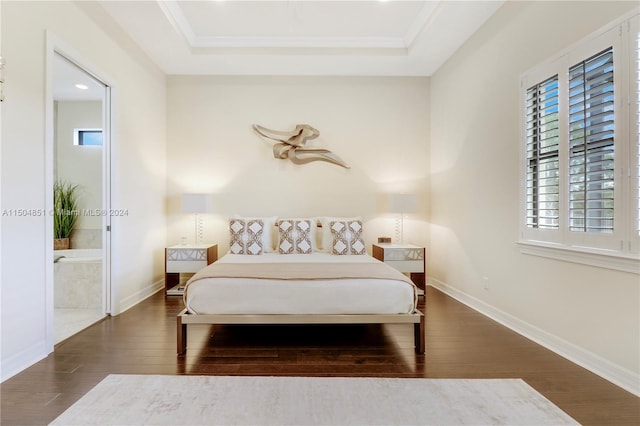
[181,193,213,214]
[388,193,417,214]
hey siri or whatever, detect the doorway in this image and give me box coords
[50,52,111,344]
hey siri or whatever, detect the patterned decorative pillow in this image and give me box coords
[229,218,264,255]
[277,219,313,254]
[329,220,366,255]
[319,216,361,252]
[232,216,277,252]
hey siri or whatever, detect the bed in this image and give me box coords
[177,217,425,355]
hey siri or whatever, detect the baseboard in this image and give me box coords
[1,340,48,383]
[117,278,164,315]
[428,278,640,397]
[2,280,164,382]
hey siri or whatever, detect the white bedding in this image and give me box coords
[184,253,417,315]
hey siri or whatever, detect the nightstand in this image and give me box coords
[372,243,426,295]
[165,243,218,296]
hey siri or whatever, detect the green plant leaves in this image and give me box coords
[53,180,80,239]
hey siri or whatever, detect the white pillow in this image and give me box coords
[319,216,361,252]
[232,215,277,252]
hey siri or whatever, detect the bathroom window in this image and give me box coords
[74,128,102,146]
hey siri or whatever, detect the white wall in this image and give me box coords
[429,1,639,394]
[55,100,102,230]
[166,76,430,253]
[1,1,166,380]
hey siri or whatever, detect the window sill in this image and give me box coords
[517,241,640,274]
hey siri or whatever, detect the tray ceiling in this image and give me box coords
[98,0,504,76]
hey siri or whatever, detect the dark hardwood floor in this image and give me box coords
[2,287,638,425]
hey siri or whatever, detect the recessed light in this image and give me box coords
[75,84,89,90]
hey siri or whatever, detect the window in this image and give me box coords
[74,129,102,146]
[526,76,560,230]
[520,12,640,272]
[635,22,640,242]
[567,48,615,234]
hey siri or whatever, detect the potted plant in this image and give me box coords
[53,180,80,250]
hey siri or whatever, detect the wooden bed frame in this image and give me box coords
[177,310,425,355]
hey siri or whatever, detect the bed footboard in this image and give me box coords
[177,309,425,355]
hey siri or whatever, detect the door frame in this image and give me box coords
[45,32,113,351]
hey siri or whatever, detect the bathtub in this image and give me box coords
[54,249,103,309]
[55,248,102,263]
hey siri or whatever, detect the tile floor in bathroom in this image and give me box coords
[54,308,104,344]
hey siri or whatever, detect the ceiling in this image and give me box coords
[98,0,505,76]
[53,53,105,101]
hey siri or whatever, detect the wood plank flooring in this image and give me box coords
[2,286,638,425]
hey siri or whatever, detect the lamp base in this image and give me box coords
[395,213,406,244]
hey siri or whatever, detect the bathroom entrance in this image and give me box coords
[51,51,111,343]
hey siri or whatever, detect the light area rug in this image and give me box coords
[50,375,578,426]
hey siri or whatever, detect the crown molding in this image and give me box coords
[157,0,439,51]
[191,35,405,49]
[157,0,197,46]
[403,0,442,48]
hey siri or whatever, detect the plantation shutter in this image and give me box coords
[568,47,615,233]
[636,32,640,236]
[525,76,560,229]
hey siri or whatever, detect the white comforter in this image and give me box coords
[184,253,417,315]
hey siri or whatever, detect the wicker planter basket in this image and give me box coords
[54,238,70,250]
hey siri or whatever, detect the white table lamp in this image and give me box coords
[388,193,417,244]
[181,193,213,244]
